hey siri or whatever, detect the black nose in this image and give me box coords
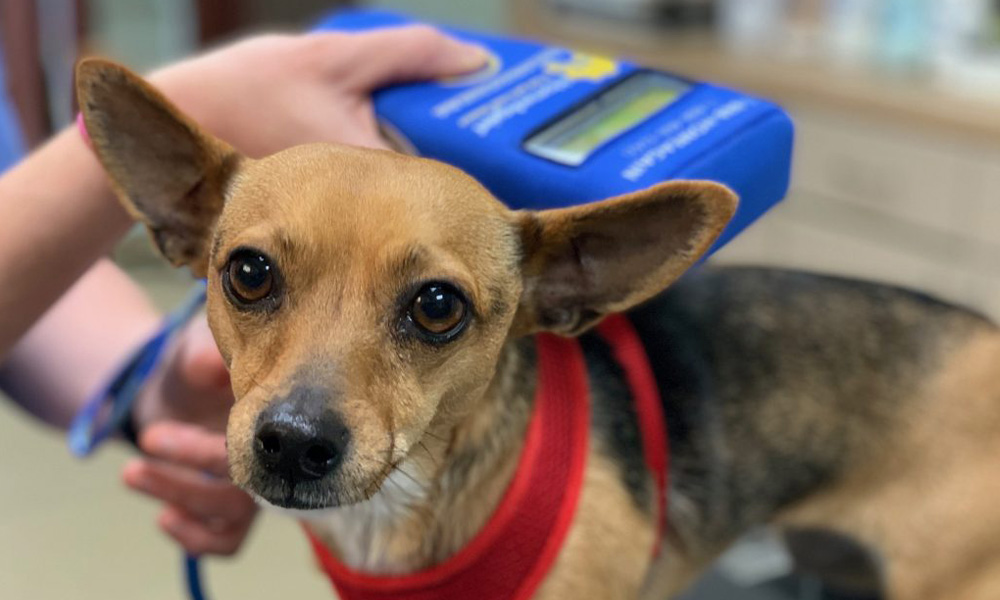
[253,393,349,483]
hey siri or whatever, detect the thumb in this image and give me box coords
[339,25,489,91]
[179,319,230,392]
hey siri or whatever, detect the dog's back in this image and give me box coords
[599,266,1000,598]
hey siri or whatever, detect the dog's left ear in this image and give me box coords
[515,181,737,336]
[76,58,240,277]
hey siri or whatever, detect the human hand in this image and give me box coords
[150,25,488,156]
[131,316,231,433]
[123,423,257,556]
[126,317,256,556]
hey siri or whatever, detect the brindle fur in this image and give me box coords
[77,58,1000,600]
[631,267,999,598]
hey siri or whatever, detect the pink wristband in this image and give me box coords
[76,112,92,148]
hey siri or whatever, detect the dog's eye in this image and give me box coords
[408,283,468,341]
[224,249,276,306]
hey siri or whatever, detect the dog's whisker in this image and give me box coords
[379,458,431,496]
[416,441,441,471]
[421,430,449,444]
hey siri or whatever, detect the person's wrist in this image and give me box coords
[112,313,164,446]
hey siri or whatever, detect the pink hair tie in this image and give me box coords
[76,112,92,149]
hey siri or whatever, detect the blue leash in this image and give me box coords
[69,282,210,600]
[186,553,208,600]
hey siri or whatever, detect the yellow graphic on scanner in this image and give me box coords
[546,53,620,82]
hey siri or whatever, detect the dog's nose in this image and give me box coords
[253,396,349,483]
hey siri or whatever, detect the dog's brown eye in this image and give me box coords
[409,283,468,341]
[224,249,276,306]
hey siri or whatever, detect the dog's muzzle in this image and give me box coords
[253,394,350,487]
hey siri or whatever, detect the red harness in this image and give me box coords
[307,314,668,600]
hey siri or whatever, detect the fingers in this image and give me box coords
[123,458,255,523]
[140,422,229,478]
[124,422,259,557]
[159,506,254,557]
[335,25,489,91]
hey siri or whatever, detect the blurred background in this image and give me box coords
[2,0,1000,598]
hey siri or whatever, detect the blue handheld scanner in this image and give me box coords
[314,10,794,254]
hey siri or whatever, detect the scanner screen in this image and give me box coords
[524,71,690,167]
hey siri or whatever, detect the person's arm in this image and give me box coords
[0,259,258,555]
[0,131,133,356]
[0,258,159,427]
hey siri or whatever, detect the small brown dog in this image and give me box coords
[78,59,1000,600]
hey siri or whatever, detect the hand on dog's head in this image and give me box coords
[78,59,737,510]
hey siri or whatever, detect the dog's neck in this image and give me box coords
[302,337,537,574]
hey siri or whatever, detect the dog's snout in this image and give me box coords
[253,394,349,483]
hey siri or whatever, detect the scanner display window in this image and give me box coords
[524,72,690,167]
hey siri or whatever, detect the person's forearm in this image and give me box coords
[0,127,134,358]
[0,258,160,428]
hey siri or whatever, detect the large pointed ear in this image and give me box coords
[515,181,738,336]
[76,58,240,277]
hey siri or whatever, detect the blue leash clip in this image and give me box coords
[67,281,210,600]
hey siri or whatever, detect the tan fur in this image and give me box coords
[535,451,658,600]
[776,331,1000,600]
[304,340,533,572]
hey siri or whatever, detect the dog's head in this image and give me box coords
[78,60,736,510]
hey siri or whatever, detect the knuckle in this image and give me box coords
[300,33,331,53]
[162,484,184,505]
[298,32,350,74]
[397,25,446,55]
[304,32,347,55]
[192,541,214,556]
[183,531,217,556]
[169,529,203,555]
[188,500,213,517]
[401,24,441,43]
[153,485,178,505]
[358,25,443,73]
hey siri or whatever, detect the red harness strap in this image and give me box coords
[307,314,668,599]
[597,314,670,556]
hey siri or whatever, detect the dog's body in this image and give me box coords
[301,265,1000,600]
[633,267,1000,599]
[77,60,1000,600]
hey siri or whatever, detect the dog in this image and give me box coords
[77,58,1000,600]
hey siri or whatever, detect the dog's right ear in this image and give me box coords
[76,59,240,277]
